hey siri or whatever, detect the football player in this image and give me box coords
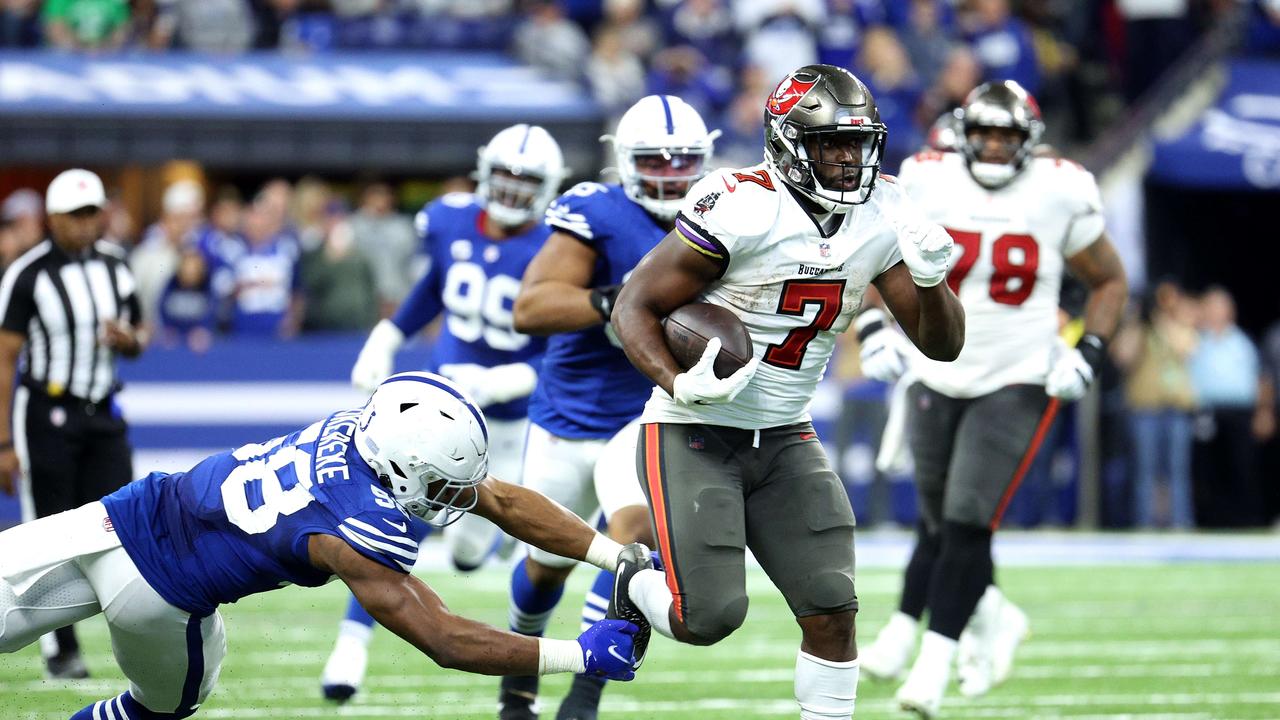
[498,94,718,720]
[0,373,643,720]
[609,64,965,720]
[856,81,1127,718]
[324,124,567,701]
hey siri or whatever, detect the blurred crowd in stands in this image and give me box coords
[2,1,1278,165]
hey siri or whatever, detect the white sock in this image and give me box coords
[628,568,675,638]
[795,650,858,720]
[917,630,958,672]
[881,611,919,643]
[338,619,374,646]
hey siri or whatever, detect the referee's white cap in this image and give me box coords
[46,169,107,215]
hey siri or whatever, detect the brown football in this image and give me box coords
[661,302,754,379]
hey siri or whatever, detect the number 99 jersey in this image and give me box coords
[897,151,1105,398]
[100,409,427,617]
[397,193,548,421]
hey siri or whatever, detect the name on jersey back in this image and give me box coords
[316,409,361,484]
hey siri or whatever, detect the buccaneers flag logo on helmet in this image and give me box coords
[766,74,818,116]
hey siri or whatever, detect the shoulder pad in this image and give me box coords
[680,167,780,243]
[545,182,614,242]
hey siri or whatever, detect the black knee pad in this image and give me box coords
[685,593,749,645]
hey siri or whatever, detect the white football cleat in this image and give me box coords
[859,611,918,682]
[896,631,956,719]
[955,586,1002,697]
[958,592,1029,697]
[321,634,369,703]
[989,599,1030,687]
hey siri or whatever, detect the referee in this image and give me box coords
[0,169,147,679]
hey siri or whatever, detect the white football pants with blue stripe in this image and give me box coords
[0,502,224,716]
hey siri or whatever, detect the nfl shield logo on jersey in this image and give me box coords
[819,242,831,258]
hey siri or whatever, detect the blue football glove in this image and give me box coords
[576,619,639,681]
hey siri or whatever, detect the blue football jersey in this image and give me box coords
[532,182,666,438]
[394,194,548,421]
[101,409,428,617]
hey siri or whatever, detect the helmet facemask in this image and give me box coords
[962,125,1031,188]
[475,124,566,229]
[481,167,547,227]
[613,143,715,221]
[959,81,1044,189]
[771,118,887,211]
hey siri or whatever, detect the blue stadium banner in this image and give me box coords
[1150,59,1280,190]
[0,51,597,120]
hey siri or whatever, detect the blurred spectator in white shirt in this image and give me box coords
[150,0,253,52]
[588,24,647,115]
[132,180,205,325]
[513,0,591,80]
[349,181,417,318]
[735,0,825,84]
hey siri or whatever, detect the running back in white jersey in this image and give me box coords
[898,151,1105,398]
[642,163,923,429]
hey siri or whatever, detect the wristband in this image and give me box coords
[537,638,586,675]
[1077,333,1107,374]
[854,308,888,343]
[588,285,622,323]
[584,533,625,572]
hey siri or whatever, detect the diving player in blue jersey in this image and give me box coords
[0,372,643,720]
[324,124,568,701]
[500,95,719,720]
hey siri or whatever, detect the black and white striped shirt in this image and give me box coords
[0,239,141,402]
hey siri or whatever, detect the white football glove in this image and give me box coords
[897,222,954,288]
[855,309,912,383]
[438,362,537,409]
[672,337,760,407]
[1045,339,1094,401]
[351,319,405,395]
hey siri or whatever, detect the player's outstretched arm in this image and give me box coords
[309,534,639,678]
[472,476,625,572]
[612,232,723,396]
[512,232,607,335]
[873,262,965,361]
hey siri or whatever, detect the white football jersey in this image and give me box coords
[898,151,1105,398]
[642,163,935,429]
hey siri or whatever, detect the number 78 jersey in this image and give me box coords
[898,151,1106,398]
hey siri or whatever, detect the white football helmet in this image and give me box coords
[476,124,568,228]
[603,95,720,221]
[354,372,489,526]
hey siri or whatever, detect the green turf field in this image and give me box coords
[3,562,1279,720]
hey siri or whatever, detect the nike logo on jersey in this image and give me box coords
[722,176,737,193]
[607,644,631,665]
[383,519,408,533]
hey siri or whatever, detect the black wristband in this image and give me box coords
[588,284,622,323]
[1077,333,1107,374]
[854,307,889,343]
